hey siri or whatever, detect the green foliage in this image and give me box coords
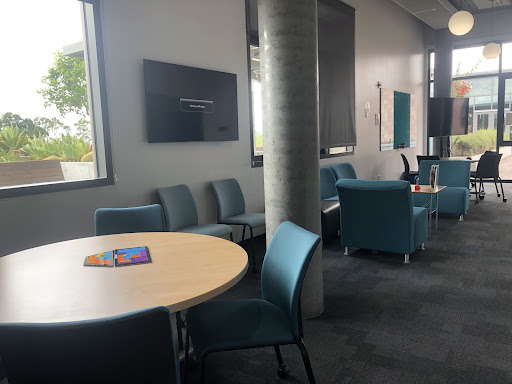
[23,134,91,162]
[38,51,89,118]
[0,112,47,137]
[33,117,70,137]
[81,151,94,162]
[74,118,91,142]
[452,129,498,156]
[0,149,26,163]
[0,126,29,152]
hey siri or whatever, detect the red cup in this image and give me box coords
[415,185,421,191]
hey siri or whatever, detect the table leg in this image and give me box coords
[428,194,432,235]
[435,192,439,230]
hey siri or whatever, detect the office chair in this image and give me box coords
[0,306,180,384]
[184,221,321,384]
[211,178,265,272]
[157,184,233,239]
[470,152,507,203]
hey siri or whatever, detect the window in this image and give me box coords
[503,43,512,73]
[245,0,355,167]
[0,0,112,198]
[449,44,510,157]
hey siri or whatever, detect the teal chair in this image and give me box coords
[93,204,187,350]
[94,204,165,236]
[184,221,321,384]
[413,160,470,221]
[330,162,357,180]
[211,178,265,272]
[0,307,180,384]
[320,166,338,200]
[336,180,428,264]
[157,184,233,239]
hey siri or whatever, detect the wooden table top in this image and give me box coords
[0,232,248,323]
[410,185,447,194]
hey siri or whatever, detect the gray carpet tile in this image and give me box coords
[1,185,511,383]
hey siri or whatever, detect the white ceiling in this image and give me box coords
[392,0,512,29]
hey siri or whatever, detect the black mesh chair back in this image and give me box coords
[401,154,410,176]
[475,153,502,179]
[417,155,440,168]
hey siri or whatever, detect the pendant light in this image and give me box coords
[483,0,501,60]
[448,0,474,36]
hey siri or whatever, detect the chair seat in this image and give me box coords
[325,196,339,201]
[177,223,232,238]
[186,299,295,358]
[221,213,265,228]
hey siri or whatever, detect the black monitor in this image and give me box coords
[428,98,469,137]
[143,60,239,143]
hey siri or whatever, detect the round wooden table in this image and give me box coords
[0,232,248,323]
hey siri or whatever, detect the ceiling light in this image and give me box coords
[483,0,501,60]
[483,42,501,59]
[448,10,475,35]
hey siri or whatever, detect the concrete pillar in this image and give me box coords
[258,0,323,318]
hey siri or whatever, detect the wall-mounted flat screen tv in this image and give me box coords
[143,60,239,143]
[428,97,469,137]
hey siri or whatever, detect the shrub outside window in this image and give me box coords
[0,0,112,198]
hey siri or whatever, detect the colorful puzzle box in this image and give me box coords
[83,250,114,267]
[114,246,152,267]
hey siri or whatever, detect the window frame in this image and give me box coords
[0,0,114,199]
[244,0,354,168]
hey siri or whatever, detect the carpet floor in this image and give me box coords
[2,185,512,384]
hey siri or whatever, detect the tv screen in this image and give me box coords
[143,60,239,143]
[428,98,469,137]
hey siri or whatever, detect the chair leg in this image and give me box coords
[500,177,507,202]
[274,345,289,379]
[241,225,246,242]
[421,243,425,251]
[404,254,410,264]
[229,232,233,242]
[344,247,349,256]
[176,311,184,351]
[296,340,316,384]
[184,327,190,384]
[200,355,207,384]
[249,226,257,273]
[495,178,500,197]
[459,215,464,222]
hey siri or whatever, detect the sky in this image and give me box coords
[0,0,84,130]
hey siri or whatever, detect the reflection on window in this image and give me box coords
[452,46,499,77]
[249,44,354,160]
[503,43,512,72]
[0,0,110,191]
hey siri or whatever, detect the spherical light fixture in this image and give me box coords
[483,42,501,59]
[448,10,474,36]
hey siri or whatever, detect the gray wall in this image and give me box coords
[0,0,428,257]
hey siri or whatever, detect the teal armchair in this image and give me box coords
[414,160,470,221]
[330,162,357,180]
[336,180,428,264]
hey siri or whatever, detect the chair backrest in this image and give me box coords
[94,204,165,236]
[336,180,414,254]
[320,167,338,199]
[475,153,502,178]
[210,178,245,221]
[417,155,440,168]
[330,162,357,180]
[418,160,470,188]
[260,221,321,339]
[401,154,410,175]
[157,185,198,231]
[0,306,180,384]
